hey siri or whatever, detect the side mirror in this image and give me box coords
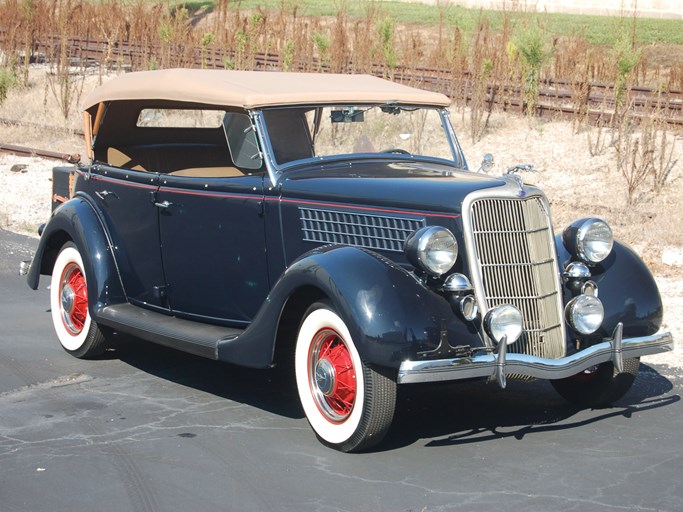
[478,153,494,173]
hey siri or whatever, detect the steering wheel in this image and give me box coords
[381,148,411,155]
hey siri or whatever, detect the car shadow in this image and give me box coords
[103,335,678,451]
[103,333,304,419]
[381,363,678,451]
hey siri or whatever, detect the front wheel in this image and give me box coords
[50,243,107,359]
[551,358,640,407]
[294,302,396,452]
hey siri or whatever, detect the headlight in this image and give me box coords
[563,218,613,264]
[565,295,604,334]
[483,305,523,345]
[404,226,457,276]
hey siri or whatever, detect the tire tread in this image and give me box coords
[551,357,640,407]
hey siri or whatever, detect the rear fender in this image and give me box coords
[27,196,125,315]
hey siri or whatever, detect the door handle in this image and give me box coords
[95,190,118,200]
[154,200,173,209]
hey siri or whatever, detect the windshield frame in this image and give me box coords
[251,104,467,186]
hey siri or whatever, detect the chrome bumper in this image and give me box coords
[397,324,673,388]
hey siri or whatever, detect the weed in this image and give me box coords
[312,31,330,70]
[282,39,294,71]
[200,32,215,68]
[611,29,641,109]
[0,66,17,104]
[376,16,397,73]
[514,20,552,117]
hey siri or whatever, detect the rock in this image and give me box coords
[10,164,28,173]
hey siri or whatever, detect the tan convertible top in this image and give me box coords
[82,68,451,110]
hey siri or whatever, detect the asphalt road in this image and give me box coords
[1,228,682,512]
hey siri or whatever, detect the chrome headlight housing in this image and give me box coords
[563,218,613,264]
[565,294,604,334]
[404,226,458,277]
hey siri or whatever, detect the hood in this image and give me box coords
[280,159,504,216]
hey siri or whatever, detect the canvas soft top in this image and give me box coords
[82,68,451,110]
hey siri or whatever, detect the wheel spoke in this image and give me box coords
[310,327,357,422]
[60,263,88,335]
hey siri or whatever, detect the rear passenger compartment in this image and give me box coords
[98,144,244,177]
[88,99,257,178]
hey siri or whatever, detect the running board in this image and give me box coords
[97,303,244,359]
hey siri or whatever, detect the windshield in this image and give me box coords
[261,104,457,167]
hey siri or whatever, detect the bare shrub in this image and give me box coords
[615,110,652,205]
[586,119,610,157]
[469,17,494,143]
[329,5,350,73]
[44,0,86,121]
[613,104,677,205]
[651,118,677,194]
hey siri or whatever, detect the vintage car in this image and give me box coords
[26,69,672,452]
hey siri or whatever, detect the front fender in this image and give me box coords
[27,197,125,315]
[217,245,482,368]
[556,238,663,338]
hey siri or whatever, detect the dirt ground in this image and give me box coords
[0,65,681,371]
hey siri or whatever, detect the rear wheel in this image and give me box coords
[551,358,640,407]
[294,302,396,452]
[50,243,107,359]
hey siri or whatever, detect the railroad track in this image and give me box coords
[0,143,80,162]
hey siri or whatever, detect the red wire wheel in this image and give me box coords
[308,328,357,423]
[58,262,89,336]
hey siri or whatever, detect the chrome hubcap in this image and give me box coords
[315,358,336,396]
[61,284,75,316]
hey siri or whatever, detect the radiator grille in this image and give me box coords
[300,207,425,253]
[469,196,565,359]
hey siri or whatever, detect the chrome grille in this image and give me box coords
[300,207,425,253]
[468,195,565,359]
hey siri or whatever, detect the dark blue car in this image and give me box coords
[27,69,672,452]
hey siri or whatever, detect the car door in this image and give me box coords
[82,165,167,310]
[156,173,269,325]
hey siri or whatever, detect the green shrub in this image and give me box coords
[514,22,552,116]
[0,67,17,104]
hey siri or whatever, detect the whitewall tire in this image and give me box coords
[295,301,396,452]
[50,243,106,358]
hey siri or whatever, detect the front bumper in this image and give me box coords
[397,323,673,388]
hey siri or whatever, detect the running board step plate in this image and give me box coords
[97,303,244,359]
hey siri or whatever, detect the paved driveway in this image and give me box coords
[1,229,681,512]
